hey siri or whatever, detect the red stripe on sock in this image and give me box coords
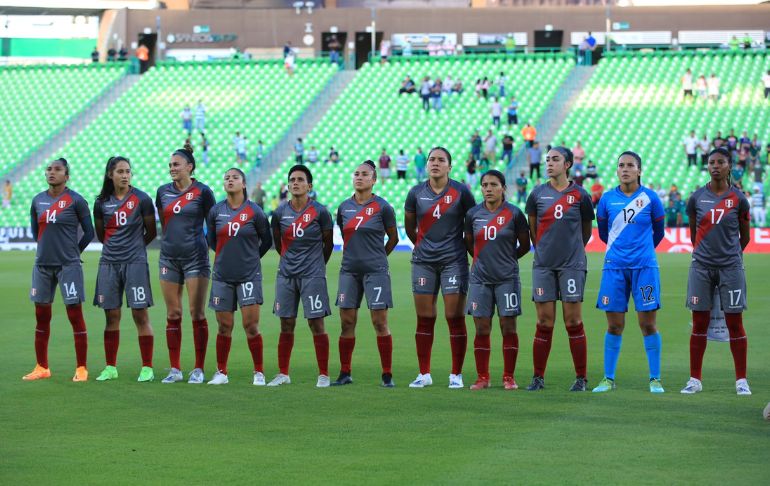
[313,334,329,376]
[65,304,88,368]
[474,334,491,380]
[725,313,748,380]
[377,334,393,374]
[216,334,232,375]
[448,316,467,375]
[690,311,710,381]
[416,316,436,375]
[104,329,120,366]
[533,325,554,377]
[248,334,263,373]
[138,335,153,367]
[34,304,51,369]
[192,319,209,369]
[278,332,294,375]
[503,333,518,378]
[338,336,355,374]
[567,322,587,378]
[166,318,182,370]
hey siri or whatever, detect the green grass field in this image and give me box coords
[1,251,768,484]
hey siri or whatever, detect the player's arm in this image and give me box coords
[322,229,333,263]
[384,225,398,255]
[739,200,751,250]
[155,192,165,231]
[206,207,216,251]
[580,191,595,246]
[76,198,95,253]
[256,212,272,258]
[527,213,537,247]
[686,196,697,245]
[93,201,105,243]
[464,213,474,256]
[271,211,282,255]
[382,204,399,255]
[30,204,39,241]
[651,195,665,248]
[404,211,417,244]
[141,196,157,246]
[515,211,530,259]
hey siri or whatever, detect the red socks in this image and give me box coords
[567,322,587,378]
[448,317,467,375]
[725,313,748,380]
[415,316,436,374]
[532,325,554,377]
[192,319,209,369]
[313,334,329,376]
[104,330,120,366]
[503,333,519,378]
[278,332,294,375]
[689,311,710,380]
[166,318,182,369]
[138,335,153,367]
[473,334,491,380]
[338,336,356,374]
[34,305,51,368]
[248,334,263,373]
[216,334,232,374]
[377,335,393,374]
[65,304,88,367]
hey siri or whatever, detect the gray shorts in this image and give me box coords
[466,278,522,318]
[274,275,331,319]
[336,271,393,310]
[210,277,263,312]
[411,261,469,295]
[686,262,747,313]
[532,267,586,303]
[159,256,210,284]
[94,263,154,309]
[31,264,85,305]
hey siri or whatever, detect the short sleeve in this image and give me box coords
[75,195,91,224]
[140,193,155,218]
[460,184,476,214]
[319,205,333,231]
[580,190,595,221]
[738,193,751,221]
[514,207,528,233]
[525,187,537,216]
[381,202,397,229]
[254,207,271,242]
[650,192,665,221]
[404,186,417,212]
[201,186,216,215]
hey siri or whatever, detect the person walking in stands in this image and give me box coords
[181,106,192,136]
[522,123,536,148]
[295,138,305,164]
[195,100,206,133]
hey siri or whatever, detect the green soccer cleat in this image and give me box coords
[137,367,154,382]
[95,366,118,381]
[592,377,615,393]
[649,378,665,394]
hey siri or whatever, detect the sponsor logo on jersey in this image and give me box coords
[691,296,699,305]
[127,201,135,210]
[602,296,609,305]
[725,199,734,208]
[536,288,544,296]
[418,277,427,286]
[497,216,506,225]
[567,195,575,204]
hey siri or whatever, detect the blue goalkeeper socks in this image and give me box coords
[604,332,623,380]
[643,332,662,380]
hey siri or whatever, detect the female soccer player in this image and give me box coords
[592,152,666,394]
[24,158,94,382]
[681,147,752,396]
[525,146,594,392]
[464,170,530,390]
[93,156,157,382]
[155,141,216,384]
[404,147,476,389]
[206,168,271,385]
[332,161,399,387]
[268,165,334,387]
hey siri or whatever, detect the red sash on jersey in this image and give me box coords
[216,204,255,257]
[37,192,74,239]
[416,186,460,247]
[162,185,202,229]
[694,192,739,250]
[535,189,581,245]
[474,206,514,262]
[104,193,141,243]
[342,201,382,246]
[281,204,319,256]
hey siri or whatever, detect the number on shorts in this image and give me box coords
[131,286,146,302]
[710,208,724,224]
[448,275,457,285]
[432,205,441,219]
[241,282,253,297]
[63,281,77,298]
[227,221,241,237]
[373,286,382,302]
[483,225,497,241]
[172,200,182,214]
[622,208,636,223]
[114,211,128,226]
[567,278,577,294]
[308,294,322,311]
[292,223,304,238]
[553,204,564,220]
[45,209,57,223]
[504,292,519,309]
[354,216,364,230]
[639,285,654,303]
[728,289,742,307]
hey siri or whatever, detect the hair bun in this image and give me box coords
[183,140,194,154]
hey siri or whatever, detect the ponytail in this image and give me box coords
[97,156,130,202]
[173,140,196,175]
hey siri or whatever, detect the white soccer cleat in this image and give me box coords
[736,378,752,396]
[253,371,266,386]
[448,373,464,389]
[316,374,331,388]
[266,373,291,387]
[207,371,229,385]
[680,377,703,394]
[188,368,205,384]
[408,373,433,388]
[161,368,183,384]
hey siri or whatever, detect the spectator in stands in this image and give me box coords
[750,134,762,162]
[728,36,740,50]
[466,154,478,188]
[201,134,209,165]
[379,149,391,181]
[527,141,542,179]
[573,169,585,187]
[327,146,340,164]
[255,140,264,167]
[475,79,482,98]
[683,130,698,167]
[195,100,205,133]
[665,197,682,228]
[328,35,341,66]
[751,159,765,193]
[279,183,288,202]
[251,182,266,210]
[399,76,416,95]
[237,136,248,165]
[682,69,693,99]
[181,106,193,135]
[402,40,413,57]
[742,33,753,49]
[713,131,725,149]
[420,77,432,112]
[414,147,427,181]
[283,41,292,58]
[233,131,243,163]
[379,39,390,64]
[590,178,604,208]
[443,75,455,95]
[307,145,319,164]
[695,75,707,99]
[431,78,443,111]
[2,180,11,209]
[752,187,766,227]
[91,47,99,63]
[573,157,585,176]
[470,130,482,161]
[515,171,528,205]
[502,134,514,169]
[739,130,751,148]
[572,141,585,166]
[507,97,519,126]
[505,34,516,55]
[521,123,536,148]
[490,98,502,128]
[585,159,598,179]
[107,47,117,62]
[733,161,746,185]
[396,150,409,180]
[763,70,770,100]
[294,138,304,164]
[668,184,680,204]
[497,72,506,98]
[726,129,739,159]
[118,46,127,62]
[284,49,296,76]
[737,147,750,173]
[452,78,463,94]
[484,129,497,163]
[136,44,149,74]
[478,154,490,175]
[655,184,668,206]
[480,77,490,100]
[708,73,720,101]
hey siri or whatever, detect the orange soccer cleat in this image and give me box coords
[72,366,88,382]
[22,364,51,381]
[503,376,518,390]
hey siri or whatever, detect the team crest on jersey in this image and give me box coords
[31,288,37,296]
[213,297,220,305]
[444,195,453,204]
[636,199,644,208]
[275,302,281,311]
[725,199,734,208]
[497,216,506,225]
[365,207,374,216]
[98,295,104,303]
[536,288,544,296]
[567,195,575,204]
[691,296,699,305]
[127,201,135,210]
[339,293,345,302]
[161,267,168,275]
[185,192,194,200]
[58,200,66,208]
[303,213,311,222]
[240,213,248,222]
[472,302,478,310]
[602,296,609,305]
[418,277,427,286]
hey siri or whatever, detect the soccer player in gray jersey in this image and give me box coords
[333,161,399,387]
[268,165,334,388]
[464,171,530,390]
[25,158,94,382]
[155,142,216,384]
[404,147,476,389]
[525,146,594,392]
[92,157,157,383]
[206,169,271,385]
[682,148,752,396]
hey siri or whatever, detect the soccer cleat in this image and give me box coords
[680,377,703,394]
[207,371,229,385]
[331,372,353,386]
[266,373,291,387]
[95,366,118,381]
[649,378,665,394]
[470,378,490,390]
[381,373,395,388]
[72,366,88,382]
[448,373,464,389]
[316,374,331,388]
[570,376,588,392]
[161,368,183,384]
[137,367,154,382]
[592,377,616,393]
[526,375,545,391]
[503,376,518,390]
[22,364,51,381]
[408,373,433,388]
[187,368,205,384]
[252,371,266,386]
[736,378,752,396]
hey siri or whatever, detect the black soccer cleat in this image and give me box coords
[526,375,545,391]
[331,372,353,386]
[381,373,395,388]
[569,376,588,392]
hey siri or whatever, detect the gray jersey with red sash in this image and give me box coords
[271,199,333,278]
[30,188,91,265]
[687,184,749,268]
[94,187,154,264]
[337,194,396,274]
[207,199,271,282]
[465,201,528,284]
[525,181,594,270]
[155,179,215,261]
[404,179,475,265]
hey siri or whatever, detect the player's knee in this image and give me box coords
[607,322,624,335]
[243,324,259,338]
[372,322,390,336]
[565,317,582,329]
[536,315,554,327]
[308,318,325,335]
[217,322,234,336]
[190,309,206,321]
[280,319,296,333]
[166,309,183,321]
